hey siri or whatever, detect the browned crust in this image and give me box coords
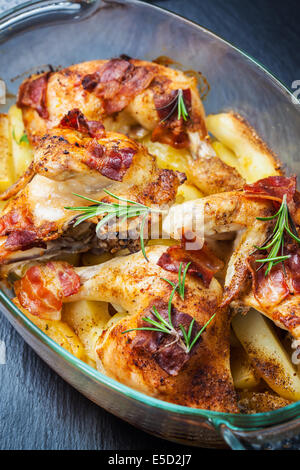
[238,391,292,414]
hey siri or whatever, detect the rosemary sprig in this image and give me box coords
[179,313,216,353]
[123,262,215,353]
[64,189,162,261]
[158,89,189,122]
[254,194,300,276]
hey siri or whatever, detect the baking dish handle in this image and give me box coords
[215,417,300,450]
[0,0,100,38]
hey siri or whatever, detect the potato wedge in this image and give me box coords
[207,112,281,183]
[8,104,33,179]
[232,309,300,401]
[175,181,203,203]
[0,113,13,191]
[231,346,260,389]
[212,141,240,172]
[63,300,111,362]
[141,136,188,173]
[14,298,86,360]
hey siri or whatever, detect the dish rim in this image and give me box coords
[0,0,300,430]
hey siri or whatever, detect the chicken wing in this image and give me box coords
[17,57,244,194]
[13,245,238,412]
[162,177,300,338]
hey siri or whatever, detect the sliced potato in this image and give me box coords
[212,141,240,171]
[105,312,127,329]
[207,112,281,183]
[14,298,86,360]
[232,309,300,401]
[231,346,260,389]
[63,300,111,362]
[175,181,203,203]
[8,104,33,179]
[0,113,13,191]
[141,136,188,173]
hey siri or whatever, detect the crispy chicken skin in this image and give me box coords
[0,124,183,266]
[163,191,300,338]
[17,58,244,194]
[18,60,206,140]
[62,246,237,412]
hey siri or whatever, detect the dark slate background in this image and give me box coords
[0,0,299,450]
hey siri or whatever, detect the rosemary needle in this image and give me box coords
[65,188,162,261]
[254,194,300,276]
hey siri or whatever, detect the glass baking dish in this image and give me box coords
[1,0,300,450]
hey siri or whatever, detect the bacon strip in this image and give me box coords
[285,248,300,294]
[152,89,192,149]
[59,109,105,138]
[151,123,189,149]
[14,262,80,320]
[0,206,56,251]
[5,230,39,251]
[82,58,156,115]
[0,208,40,250]
[132,300,201,376]
[245,176,300,304]
[244,176,297,205]
[17,73,50,119]
[0,208,33,237]
[85,140,136,181]
[157,243,223,288]
[247,247,300,309]
[60,109,135,181]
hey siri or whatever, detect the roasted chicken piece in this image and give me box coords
[0,111,184,267]
[13,245,238,412]
[163,176,300,339]
[17,57,244,194]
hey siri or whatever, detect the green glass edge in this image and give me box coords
[0,0,299,431]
